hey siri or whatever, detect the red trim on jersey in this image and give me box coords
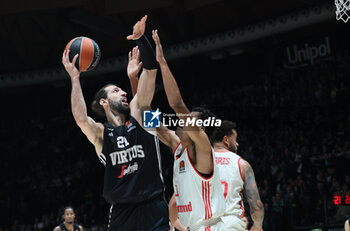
[205,181,209,219]
[187,147,215,180]
[173,142,182,157]
[202,181,213,221]
[239,188,245,218]
[238,157,245,182]
[202,181,207,219]
[207,181,213,218]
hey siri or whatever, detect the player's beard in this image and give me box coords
[108,99,130,116]
[228,143,237,153]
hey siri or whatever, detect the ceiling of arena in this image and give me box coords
[0,0,333,76]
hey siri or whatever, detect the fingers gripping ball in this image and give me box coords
[65,37,101,72]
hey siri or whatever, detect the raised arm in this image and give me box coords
[126,15,158,125]
[151,30,188,115]
[152,30,212,173]
[126,45,180,150]
[240,159,264,231]
[127,46,142,97]
[62,49,104,155]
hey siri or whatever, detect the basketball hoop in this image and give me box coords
[335,0,350,22]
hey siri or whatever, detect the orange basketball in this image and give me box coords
[65,36,101,72]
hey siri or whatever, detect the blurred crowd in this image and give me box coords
[1,49,350,231]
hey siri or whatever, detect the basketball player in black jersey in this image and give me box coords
[53,207,83,231]
[62,15,169,231]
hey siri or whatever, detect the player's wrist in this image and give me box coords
[128,74,138,79]
[70,74,80,81]
[136,36,157,69]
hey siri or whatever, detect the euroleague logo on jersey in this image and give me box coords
[179,160,186,173]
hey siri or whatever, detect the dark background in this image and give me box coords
[0,0,349,231]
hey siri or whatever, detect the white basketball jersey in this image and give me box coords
[173,143,226,230]
[215,150,246,230]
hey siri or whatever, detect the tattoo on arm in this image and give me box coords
[243,162,264,227]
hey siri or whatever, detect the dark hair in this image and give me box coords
[191,106,216,120]
[91,83,114,118]
[191,106,218,137]
[210,120,236,143]
[63,206,74,215]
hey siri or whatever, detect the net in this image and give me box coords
[335,0,350,22]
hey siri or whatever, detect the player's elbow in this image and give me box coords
[257,205,264,214]
[137,98,152,108]
[75,118,89,129]
[252,204,264,215]
[72,110,89,125]
[136,92,154,108]
[251,201,264,215]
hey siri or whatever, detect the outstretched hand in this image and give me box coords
[152,29,166,64]
[127,46,143,78]
[126,15,147,40]
[62,49,80,79]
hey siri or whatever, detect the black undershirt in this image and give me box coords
[198,171,213,179]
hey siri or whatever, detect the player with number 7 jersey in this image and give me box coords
[211,120,264,231]
[214,149,246,230]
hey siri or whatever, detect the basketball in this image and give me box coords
[65,36,101,72]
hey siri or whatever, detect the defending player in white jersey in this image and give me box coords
[211,120,264,231]
[151,30,226,231]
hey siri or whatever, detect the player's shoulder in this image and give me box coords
[78,225,83,231]
[238,157,250,167]
[231,151,242,159]
[53,226,62,231]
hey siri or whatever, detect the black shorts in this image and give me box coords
[107,196,169,231]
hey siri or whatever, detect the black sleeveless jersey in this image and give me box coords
[99,116,165,205]
[59,223,80,231]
